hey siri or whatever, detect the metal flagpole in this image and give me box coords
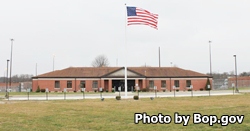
[159,47,161,67]
[124,3,128,98]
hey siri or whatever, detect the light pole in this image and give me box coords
[36,63,37,76]
[5,60,10,98]
[233,55,239,93]
[10,39,14,88]
[4,68,6,83]
[209,41,212,76]
[53,54,55,71]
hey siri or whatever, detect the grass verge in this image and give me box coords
[0,93,249,131]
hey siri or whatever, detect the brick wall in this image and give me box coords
[32,78,211,92]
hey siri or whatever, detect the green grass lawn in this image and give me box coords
[0,93,249,131]
[227,87,250,90]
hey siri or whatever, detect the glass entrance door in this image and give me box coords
[112,80,135,91]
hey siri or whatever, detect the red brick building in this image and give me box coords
[0,82,20,92]
[228,76,250,88]
[32,67,212,92]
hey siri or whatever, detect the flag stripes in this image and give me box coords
[127,7,158,29]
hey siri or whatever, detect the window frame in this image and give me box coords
[80,81,86,88]
[67,81,72,88]
[149,80,154,88]
[55,81,60,88]
[186,80,191,88]
[92,81,98,88]
[161,80,166,88]
[174,80,180,88]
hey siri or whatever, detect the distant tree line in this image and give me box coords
[239,72,250,76]
[0,74,33,83]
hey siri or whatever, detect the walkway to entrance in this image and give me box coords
[4,90,247,100]
[112,80,135,91]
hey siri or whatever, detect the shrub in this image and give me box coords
[205,78,212,90]
[141,88,147,92]
[36,86,40,92]
[176,89,179,92]
[106,90,108,93]
[141,87,150,92]
[40,89,46,93]
[188,89,192,91]
[163,89,166,92]
[116,96,121,100]
[200,88,204,91]
[133,95,139,100]
[94,90,97,93]
[112,88,115,92]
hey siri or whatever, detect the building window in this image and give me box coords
[186,80,191,88]
[55,81,60,88]
[149,80,154,88]
[67,81,72,88]
[92,81,98,88]
[80,81,86,88]
[161,80,166,88]
[174,80,179,87]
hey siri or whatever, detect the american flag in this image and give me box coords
[127,6,158,29]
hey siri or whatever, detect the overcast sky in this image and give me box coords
[1,0,250,76]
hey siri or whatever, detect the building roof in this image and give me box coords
[228,76,250,81]
[129,67,209,78]
[0,82,20,87]
[33,67,210,78]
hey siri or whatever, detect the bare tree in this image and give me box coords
[91,55,109,67]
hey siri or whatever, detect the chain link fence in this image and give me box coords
[212,79,228,90]
[213,78,250,90]
[0,82,32,92]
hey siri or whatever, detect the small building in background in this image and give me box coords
[228,76,250,88]
[0,83,19,92]
[0,82,31,92]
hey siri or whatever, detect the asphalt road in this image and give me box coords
[4,90,250,101]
